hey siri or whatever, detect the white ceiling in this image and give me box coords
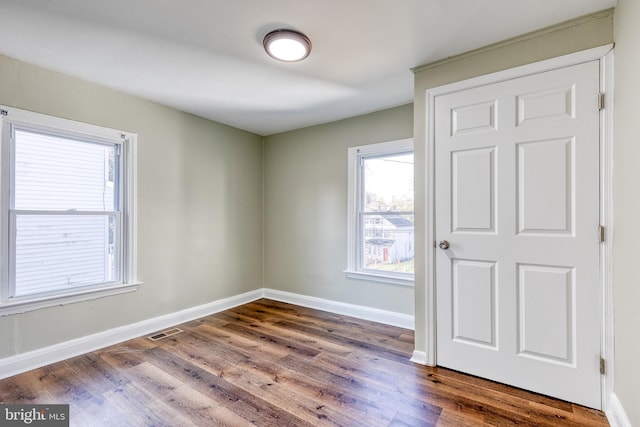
[0,0,616,136]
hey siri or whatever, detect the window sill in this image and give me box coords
[0,282,142,316]
[345,270,414,287]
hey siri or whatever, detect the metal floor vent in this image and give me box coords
[148,328,183,341]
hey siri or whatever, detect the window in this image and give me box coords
[346,138,414,285]
[0,106,138,315]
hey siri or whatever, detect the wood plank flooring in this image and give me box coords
[0,299,609,426]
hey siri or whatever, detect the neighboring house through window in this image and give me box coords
[346,138,414,285]
[0,106,138,315]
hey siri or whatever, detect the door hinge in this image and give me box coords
[598,92,605,110]
[598,225,605,242]
[600,358,606,375]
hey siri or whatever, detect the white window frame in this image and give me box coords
[345,138,414,286]
[0,106,139,315]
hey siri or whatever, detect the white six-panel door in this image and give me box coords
[434,60,601,408]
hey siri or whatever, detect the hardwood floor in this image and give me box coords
[0,299,609,426]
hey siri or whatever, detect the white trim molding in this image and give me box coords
[0,289,263,380]
[599,48,616,413]
[410,350,428,365]
[606,394,632,427]
[0,282,140,316]
[263,288,414,330]
[0,288,415,380]
[344,270,414,287]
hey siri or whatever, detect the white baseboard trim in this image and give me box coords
[263,288,414,330]
[410,350,428,365]
[606,393,632,427]
[0,289,263,380]
[0,288,415,380]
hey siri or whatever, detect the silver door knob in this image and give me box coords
[439,240,450,250]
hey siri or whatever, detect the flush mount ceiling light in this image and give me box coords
[263,29,312,62]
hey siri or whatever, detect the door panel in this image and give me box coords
[451,100,497,135]
[452,259,497,348]
[517,263,574,364]
[451,147,496,233]
[517,138,573,234]
[516,85,575,125]
[435,61,601,409]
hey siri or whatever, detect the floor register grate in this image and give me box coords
[147,328,184,341]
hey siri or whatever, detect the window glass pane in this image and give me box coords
[14,130,117,211]
[363,153,413,212]
[360,151,414,275]
[14,214,118,296]
[362,214,414,274]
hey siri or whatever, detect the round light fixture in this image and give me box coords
[263,29,311,62]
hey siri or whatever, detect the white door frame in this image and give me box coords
[423,44,614,409]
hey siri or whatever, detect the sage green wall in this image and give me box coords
[0,54,264,358]
[263,105,414,315]
[612,1,640,424]
[412,7,613,383]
